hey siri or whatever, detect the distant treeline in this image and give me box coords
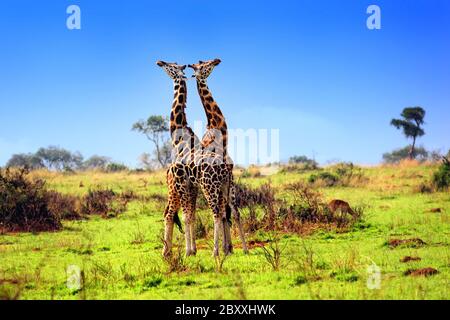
[6,146,128,172]
[382,146,449,164]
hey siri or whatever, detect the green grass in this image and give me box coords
[0,164,449,299]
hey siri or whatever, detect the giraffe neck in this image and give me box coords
[169,78,200,162]
[169,78,188,138]
[196,79,228,153]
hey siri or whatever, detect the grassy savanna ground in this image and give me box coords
[0,163,449,299]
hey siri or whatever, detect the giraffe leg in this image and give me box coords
[225,205,233,254]
[163,166,186,258]
[183,216,192,256]
[163,194,180,258]
[218,181,233,255]
[213,211,223,257]
[222,216,232,255]
[189,187,198,255]
[181,193,193,256]
[189,217,197,255]
[221,192,233,255]
[202,184,222,257]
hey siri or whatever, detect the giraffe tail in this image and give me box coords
[222,182,232,226]
[173,210,183,233]
[225,204,232,226]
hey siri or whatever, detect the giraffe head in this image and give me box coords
[188,59,221,80]
[156,60,187,80]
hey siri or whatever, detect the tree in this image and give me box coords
[288,155,318,170]
[36,146,83,171]
[289,155,317,166]
[83,155,111,170]
[382,146,429,164]
[138,153,154,170]
[390,107,425,159]
[132,115,171,168]
[6,153,45,170]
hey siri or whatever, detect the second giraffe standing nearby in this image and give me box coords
[189,59,248,255]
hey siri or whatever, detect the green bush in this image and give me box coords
[106,163,128,172]
[289,155,318,168]
[0,168,62,232]
[432,158,450,190]
[332,162,354,177]
[307,162,366,187]
[308,172,339,186]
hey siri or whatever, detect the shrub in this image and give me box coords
[234,182,277,232]
[162,235,188,273]
[142,275,163,290]
[194,216,208,239]
[432,158,450,191]
[0,168,62,232]
[282,156,318,173]
[105,163,128,172]
[289,155,318,167]
[46,191,82,220]
[240,166,262,178]
[260,232,286,271]
[308,171,339,186]
[233,181,363,236]
[308,162,366,187]
[234,182,276,209]
[81,188,128,217]
[284,182,363,229]
[413,182,433,194]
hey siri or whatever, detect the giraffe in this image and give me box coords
[157,60,247,257]
[156,60,200,257]
[189,59,249,255]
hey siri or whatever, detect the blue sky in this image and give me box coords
[0,0,449,167]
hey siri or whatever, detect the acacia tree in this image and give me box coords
[35,146,83,170]
[83,155,111,170]
[390,107,426,159]
[6,153,45,170]
[132,115,171,168]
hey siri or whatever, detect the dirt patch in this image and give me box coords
[404,267,438,277]
[400,256,421,263]
[428,208,442,213]
[387,238,426,248]
[0,279,20,285]
[234,240,275,250]
[246,240,269,249]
